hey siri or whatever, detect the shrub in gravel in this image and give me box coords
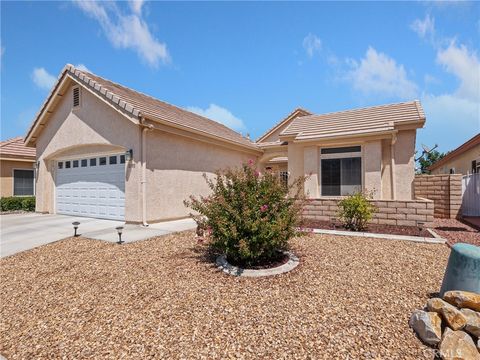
[185,160,306,267]
[0,196,35,212]
[337,192,376,231]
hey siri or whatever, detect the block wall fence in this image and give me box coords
[413,174,463,219]
[303,197,434,228]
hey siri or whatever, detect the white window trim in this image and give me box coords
[318,145,364,197]
[12,168,35,197]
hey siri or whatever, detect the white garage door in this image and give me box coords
[55,154,126,220]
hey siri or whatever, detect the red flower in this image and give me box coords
[260,204,268,212]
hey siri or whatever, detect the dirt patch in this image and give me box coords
[1,231,449,359]
[304,219,433,238]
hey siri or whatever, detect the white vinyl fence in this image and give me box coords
[462,173,480,216]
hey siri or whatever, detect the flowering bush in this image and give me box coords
[184,161,306,267]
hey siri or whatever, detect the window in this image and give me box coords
[99,157,107,166]
[279,171,289,188]
[450,168,455,174]
[81,159,88,167]
[90,158,97,167]
[472,160,477,174]
[73,87,80,107]
[120,155,126,164]
[321,157,362,196]
[73,160,79,168]
[109,156,117,165]
[13,169,34,196]
[58,162,63,169]
[65,161,71,169]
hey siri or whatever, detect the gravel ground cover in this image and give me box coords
[1,232,449,359]
[432,218,480,247]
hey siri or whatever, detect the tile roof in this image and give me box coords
[0,137,36,159]
[428,133,480,171]
[280,100,426,141]
[256,107,312,142]
[66,65,257,150]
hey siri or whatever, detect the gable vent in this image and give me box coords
[73,87,80,107]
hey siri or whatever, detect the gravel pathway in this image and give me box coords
[0,232,449,359]
[432,218,480,247]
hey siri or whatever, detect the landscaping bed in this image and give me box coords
[0,231,449,359]
[304,219,434,238]
[432,218,480,247]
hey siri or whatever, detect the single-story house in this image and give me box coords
[428,133,480,175]
[25,64,426,223]
[0,137,36,197]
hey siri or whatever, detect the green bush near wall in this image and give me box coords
[0,196,36,212]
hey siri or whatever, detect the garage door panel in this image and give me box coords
[55,154,125,221]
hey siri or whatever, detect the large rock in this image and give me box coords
[409,310,442,346]
[427,298,467,330]
[444,290,480,312]
[439,328,480,360]
[460,308,480,338]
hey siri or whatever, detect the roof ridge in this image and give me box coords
[67,65,253,145]
[294,100,420,120]
[256,107,312,142]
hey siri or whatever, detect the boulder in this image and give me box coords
[439,328,480,360]
[460,308,480,338]
[427,298,467,330]
[444,290,480,312]
[409,310,442,346]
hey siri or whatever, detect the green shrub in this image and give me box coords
[0,196,35,212]
[184,160,306,267]
[21,197,36,211]
[337,192,376,231]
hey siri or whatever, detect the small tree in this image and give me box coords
[184,161,306,267]
[417,150,446,174]
[337,192,376,231]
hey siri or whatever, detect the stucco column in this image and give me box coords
[363,141,382,199]
[303,146,319,198]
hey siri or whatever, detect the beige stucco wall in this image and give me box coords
[0,159,35,197]
[286,129,417,200]
[430,144,480,175]
[34,83,142,221]
[145,130,254,221]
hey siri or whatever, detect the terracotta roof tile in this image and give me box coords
[281,100,425,141]
[66,66,257,150]
[0,137,36,159]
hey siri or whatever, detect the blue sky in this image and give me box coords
[1,1,479,154]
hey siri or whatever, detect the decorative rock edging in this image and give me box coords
[308,228,446,244]
[216,251,299,277]
[410,290,480,359]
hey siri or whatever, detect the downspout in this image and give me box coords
[140,116,153,227]
[390,133,397,200]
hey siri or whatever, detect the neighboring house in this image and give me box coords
[25,64,425,223]
[428,133,480,175]
[0,137,36,197]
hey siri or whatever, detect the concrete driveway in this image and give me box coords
[0,213,196,258]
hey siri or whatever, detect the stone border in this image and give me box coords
[216,251,299,277]
[309,228,446,244]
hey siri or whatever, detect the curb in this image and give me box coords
[307,228,447,244]
[216,251,299,277]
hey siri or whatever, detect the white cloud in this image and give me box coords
[303,33,322,58]
[344,47,418,99]
[75,63,90,72]
[436,41,480,101]
[186,104,246,132]
[73,0,169,68]
[32,67,56,90]
[410,14,435,39]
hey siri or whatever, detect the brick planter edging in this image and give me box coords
[303,197,434,228]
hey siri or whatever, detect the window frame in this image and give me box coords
[12,168,35,197]
[319,145,363,197]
